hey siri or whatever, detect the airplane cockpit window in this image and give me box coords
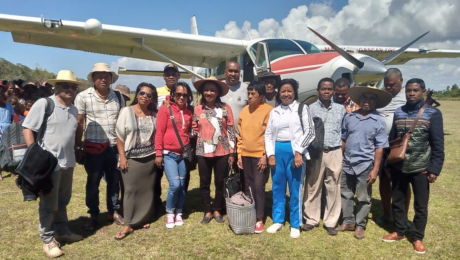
[250,39,306,62]
[293,40,321,54]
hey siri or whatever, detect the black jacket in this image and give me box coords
[389,100,444,175]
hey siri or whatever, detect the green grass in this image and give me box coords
[1,101,459,259]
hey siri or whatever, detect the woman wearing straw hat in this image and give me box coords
[192,77,236,224]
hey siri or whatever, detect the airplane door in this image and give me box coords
[254,42,271,76]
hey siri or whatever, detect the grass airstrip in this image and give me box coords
[0,101,459,259]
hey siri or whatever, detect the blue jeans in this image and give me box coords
[84,146,121,216]
[340,163,373,228]
[164,152,186,214]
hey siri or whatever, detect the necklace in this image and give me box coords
[96,90,109,100]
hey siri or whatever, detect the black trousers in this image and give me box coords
[391,169,430,241]
[242,156,267,220]
[197,155,229,213]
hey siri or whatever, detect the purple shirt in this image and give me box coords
[341,110,388,175]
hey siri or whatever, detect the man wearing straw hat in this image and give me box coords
[23,70,85,257]
[75,63,125,231]
[336,85,391,239]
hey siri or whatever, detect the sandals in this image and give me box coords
[114,230,133,240]
[84,218,98,231]
[108,214,125,226]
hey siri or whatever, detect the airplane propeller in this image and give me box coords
[308,27,364,69]
[380,31,429,64]
[308,28,430,85]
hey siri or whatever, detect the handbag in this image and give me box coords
[168,106,195,163]
[387,104,427,164]
[224,164,241,198]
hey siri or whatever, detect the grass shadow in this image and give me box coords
[67,212,114,242]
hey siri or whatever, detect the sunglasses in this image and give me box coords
[174,93,188,98]
[60,84,78,91]
[139,91,153,99]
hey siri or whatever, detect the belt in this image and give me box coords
[323,146,341,153]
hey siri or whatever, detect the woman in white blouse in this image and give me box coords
[114,82,158,240]
[264,78,315,239]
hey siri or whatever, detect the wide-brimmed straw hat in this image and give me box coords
[348,85,392,109]
[87,62,119,83]
[193,76,229,96]
[47,70,86,87]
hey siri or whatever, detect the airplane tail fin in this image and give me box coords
[191,15,198,35]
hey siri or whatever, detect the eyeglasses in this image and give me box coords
[174,93,188,98]
[139,91,153,99]
[60,84,78,91]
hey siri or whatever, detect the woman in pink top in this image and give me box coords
[192,77,235,224]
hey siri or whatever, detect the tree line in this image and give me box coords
[428,84,460,99]
[0,58,90,91]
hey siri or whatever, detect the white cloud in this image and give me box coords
[213,0,460,90]
[110,0,460,91]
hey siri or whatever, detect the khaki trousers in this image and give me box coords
[303,149,342,227]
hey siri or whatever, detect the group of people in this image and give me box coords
[1,60,444,257]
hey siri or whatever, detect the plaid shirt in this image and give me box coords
[309,100,346,148]
[75,87,125,145]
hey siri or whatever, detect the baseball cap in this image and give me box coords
[163,64,179,73]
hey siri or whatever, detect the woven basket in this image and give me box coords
[226,188,256,235]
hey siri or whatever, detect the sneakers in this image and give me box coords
[267,223,284,233]
[43,238,63,258]
[54,232,83,243]
[255,221,264,234]
[175,214,184,226]
[290,228,300,238]
[382,232,406,242]
[166,214,175,229]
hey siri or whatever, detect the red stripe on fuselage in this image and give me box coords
[273,66,322,75]
[271,52,341,72]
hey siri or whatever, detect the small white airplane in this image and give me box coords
[1,13,459,102]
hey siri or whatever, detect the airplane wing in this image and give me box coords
[317,45,460,65]
[0,14,248,68]
[118,66,193,79]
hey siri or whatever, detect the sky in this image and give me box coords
[0,0,459,91]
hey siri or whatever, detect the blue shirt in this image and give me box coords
[342,110,388,175]
[0,102,14,143]
[309,100,346,147]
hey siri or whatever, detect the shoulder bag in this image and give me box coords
[387,104,427,164]
[168,106,195,164]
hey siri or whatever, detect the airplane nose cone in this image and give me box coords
[353,56,388,85]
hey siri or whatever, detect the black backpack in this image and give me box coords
[0,98,54,172]
[298,103,324,160]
